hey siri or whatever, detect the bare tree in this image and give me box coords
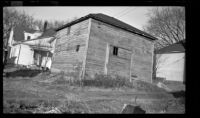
[144,7,185,50]
[46,16,78,29]
[3,7,35,66]
[144,7,185,82]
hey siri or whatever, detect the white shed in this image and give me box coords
[155,41,185,82]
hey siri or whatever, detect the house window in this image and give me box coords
[27,36,31,40]
[113,46,118,56]
[76,45,80,52]
[67,26,71,35]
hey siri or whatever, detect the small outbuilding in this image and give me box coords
[155,41,185,82]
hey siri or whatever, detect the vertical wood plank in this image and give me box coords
[129,53,133,82]
[151,42,155,83]
[81,18,92,80]
[104,43,110,75]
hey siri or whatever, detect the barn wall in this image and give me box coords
[85,19,154,82]
[51,19,90,76]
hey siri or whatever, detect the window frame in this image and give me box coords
[76,45,80,52]
[113,46,118,56]
[27,36,31,40]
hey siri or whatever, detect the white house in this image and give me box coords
[7,24,56,69]
[24,31,42,41]
[9,43,34,66]
[9,36,56,69]
[155,41,185,82]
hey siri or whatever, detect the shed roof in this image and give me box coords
[56,13,157,41]
[156,40,185,54]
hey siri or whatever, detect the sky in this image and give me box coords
[11,6,157,30]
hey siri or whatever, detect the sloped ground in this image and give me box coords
[3,66,185,114]
[163,80,185,92]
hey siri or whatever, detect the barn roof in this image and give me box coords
[56,13,157,41]
[155,40,185,54]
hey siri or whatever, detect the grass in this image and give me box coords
[81,74,132,88]
[3,67,185,114]
[163,80,185,91]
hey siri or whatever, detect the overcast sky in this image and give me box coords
[11,6,158,30]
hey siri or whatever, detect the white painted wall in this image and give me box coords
[9,44,34,65]
[156,53,185,82]
[17,44,34,66]
[9,44,20,64]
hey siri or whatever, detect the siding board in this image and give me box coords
[51,19,89,73]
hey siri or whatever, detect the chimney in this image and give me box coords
[43,21,48,32]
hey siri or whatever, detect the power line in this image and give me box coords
[117,8,136,18]
[114,7,129,16]
[114,7,132,17]
[117,7,137,18]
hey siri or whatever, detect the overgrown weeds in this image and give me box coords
[82,74,132,88]
[51,72,167,93]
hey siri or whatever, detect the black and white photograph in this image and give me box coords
[3,4,185,114]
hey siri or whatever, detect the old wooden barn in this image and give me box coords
[51,13,157,83]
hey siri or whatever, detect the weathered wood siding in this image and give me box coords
[108,46,132,78]
[85,19,154,82]
[51,19,89,74]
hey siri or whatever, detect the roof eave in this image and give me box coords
[90,17,157,41]
[55,14,91,31]
[56,14,157,41]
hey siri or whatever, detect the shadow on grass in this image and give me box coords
[5,69,42,78]
[169,90,185,106]
[170,90,185,98]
